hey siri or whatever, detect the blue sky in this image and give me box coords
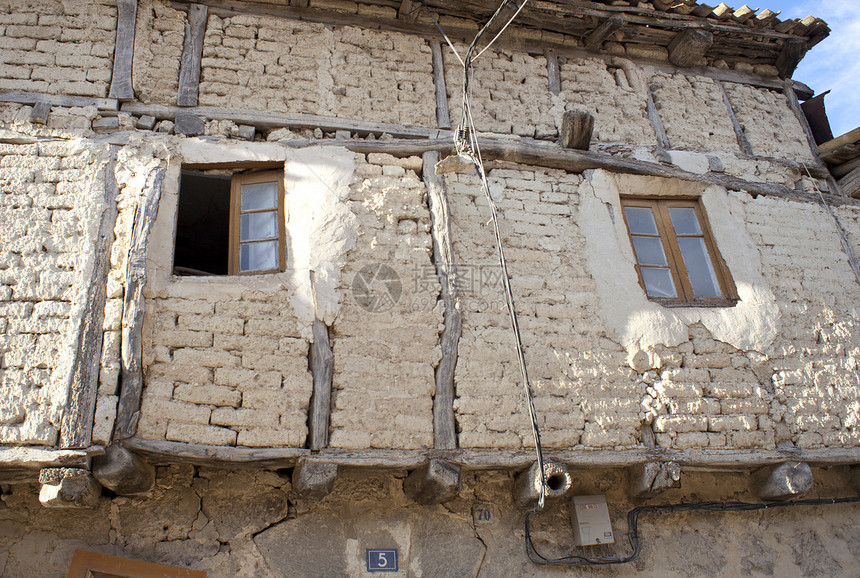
[767,0,859,137]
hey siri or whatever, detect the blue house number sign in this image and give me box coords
[366,549,398,572]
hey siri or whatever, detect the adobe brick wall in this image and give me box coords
[0,140,110,444]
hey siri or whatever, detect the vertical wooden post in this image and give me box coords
[177,4,208,107]
[423,151,459,450]
[108,0,138,100]
[114,167,165,441]
[308,318,333,451]
[715,80,754,156]
[430,40,451,130]
[545,49,560,96]
[60,146,121,448]
[646,85,671,150]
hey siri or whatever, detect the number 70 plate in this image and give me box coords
[366,549,398,572]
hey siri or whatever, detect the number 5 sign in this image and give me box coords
[366,549,398,572]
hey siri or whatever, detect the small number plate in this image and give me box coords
[366,549,398,572]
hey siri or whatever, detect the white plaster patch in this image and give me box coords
[669,150,710,175]
[580,169,779,359]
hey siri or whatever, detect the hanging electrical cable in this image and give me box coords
[419,0,548,509]
[526,496,860,566]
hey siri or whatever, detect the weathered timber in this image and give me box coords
[629,461,681,497]
[174,112,205,136]
[135,115,157,130]
[0,447,93,470]
[308,318,333,451]
[756,461,813,501]
[430,40,451,130]
[92,117,120,132]
[559,110,594,150]
[646,87,671,150]
[29,101,51,124]
[819,127,860,156]
[92,445,155,496]
[545,48,561,95]
[404,459,461,504]
[832,157,860,180]
[776,37,807,79]
[0,91,118,111]
[715,79,753,156]
[584,14,625,49]
[108,0,138,100]
[783,81,825,166]
[398,0,421,21]
[120,102,445,139]
[840,167,860,198]
[177,4,208,106]
[423,151,459,450]
[59,146,121,449]
[114,167,165,441]
[667,28,713,68]
[122,438,860,470]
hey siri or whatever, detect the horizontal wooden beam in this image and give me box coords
[122,437,860,470]
[120,102,446,139]
[777,37,807,79]
[0,91,118,111]
[584,14,625,49]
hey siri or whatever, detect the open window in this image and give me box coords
[621,197,737,307]
[174,166,286,276]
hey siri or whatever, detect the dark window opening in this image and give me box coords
[174,170,231,276]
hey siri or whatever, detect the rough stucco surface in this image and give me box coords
[723,82,814,162]
[650,72,739,153]
[329,153,441,450]
[0,140,109,445]
[0,466,858,576]
[199,14,436,127]
[0,0,117,96]
[559,57,653,145]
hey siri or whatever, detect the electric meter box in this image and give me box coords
[570,495,615,546]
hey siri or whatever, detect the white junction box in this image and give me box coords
[570,495,615,546]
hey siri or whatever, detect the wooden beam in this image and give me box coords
[667,28,713,68]
[113,167,165,441]
[28,101,51,124]
[646,86,671,150]
[120,102,447,139]
[559,110,594,150]
[832,157,860,180]
[108,0,138,100]
[422,151,459,450]
[59,146,120,449]
[776,37,807,79]
[308,318,333,451]
[715,79,753,156]
[545,48,560,95]
[783,80,825,167]
[430,40,451,130]
[122,437,860,470]
[177,4,208,106]
[584,14,625,49]
[398,0,421,21]
[0,91,118,111]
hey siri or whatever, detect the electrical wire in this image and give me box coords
[526,496,860,566]
[419,0,547,509]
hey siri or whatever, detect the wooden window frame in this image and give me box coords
[621,197,738,307]
[227,169,287,276]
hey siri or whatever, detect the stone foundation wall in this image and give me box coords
[199,14,436,127]
[0,465,857,576]
[0,140,109,445]
[0,0,117,96]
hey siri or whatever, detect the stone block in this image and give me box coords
[38,468,102,508]
[175,113,204,136]
[292,459,337,499]
[756,462,813,501]
[629,462,681,497]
